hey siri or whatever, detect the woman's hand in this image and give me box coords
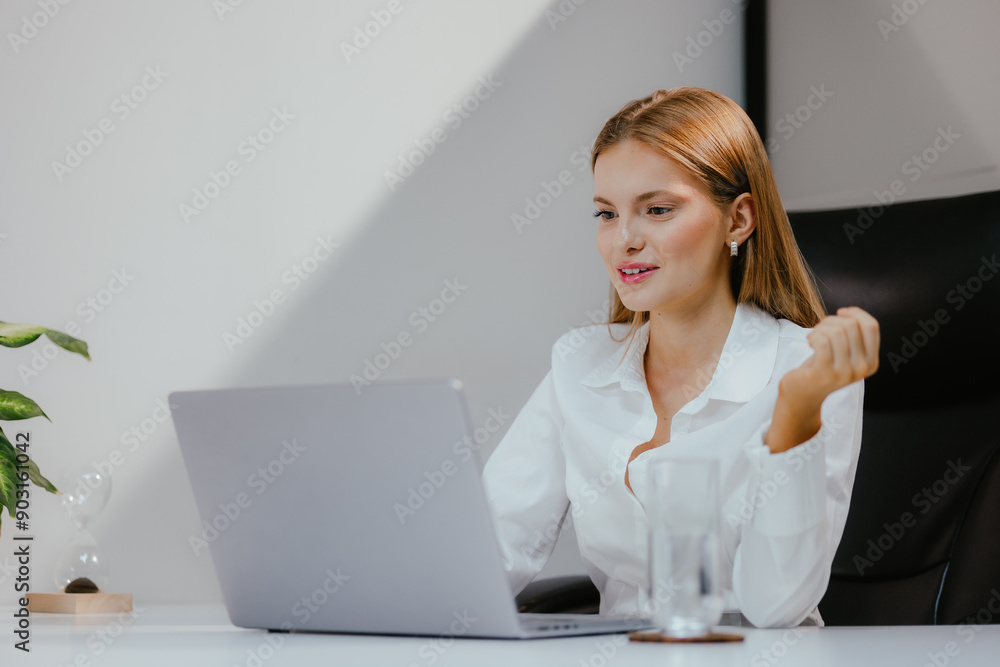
[765,306,881,454]
[781,306,881,406]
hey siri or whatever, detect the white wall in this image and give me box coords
[767,0,1000,210]
[0,1,744,602]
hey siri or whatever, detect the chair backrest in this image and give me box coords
[788,188,1000,625]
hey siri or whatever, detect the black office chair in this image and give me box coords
[791,188,1000,625]
[515,575,600,614]
[517,189,1000,625]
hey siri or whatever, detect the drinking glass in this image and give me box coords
[644,457,724,637]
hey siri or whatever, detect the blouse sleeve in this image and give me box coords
[480,366,571,597]
[730,378,865,628]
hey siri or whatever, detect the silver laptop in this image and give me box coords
[169,378,653,639]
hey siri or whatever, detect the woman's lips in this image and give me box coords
[618,267,659,284]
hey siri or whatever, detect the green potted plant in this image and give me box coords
[0,321,90,535]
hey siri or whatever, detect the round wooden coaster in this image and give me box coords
[628,630,745,643]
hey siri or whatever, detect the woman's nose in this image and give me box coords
[614,215,642,249]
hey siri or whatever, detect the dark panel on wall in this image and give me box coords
[744,0,767,141]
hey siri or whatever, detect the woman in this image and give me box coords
[481,87,880,629]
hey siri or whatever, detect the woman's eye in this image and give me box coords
[649,206,672,216]
[592,209,614,220]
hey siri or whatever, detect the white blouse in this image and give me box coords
[480,302,864,628]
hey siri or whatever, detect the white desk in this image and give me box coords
[3,603,999,666]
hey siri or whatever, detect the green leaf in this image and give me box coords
[0,456,17,522]
[0,427,59,495]
[27,458,58,494]
[44,330,91,359]
[0,322,43,348]
[0,321,90,360]
[0,426,16,459]
[0,390,49,421]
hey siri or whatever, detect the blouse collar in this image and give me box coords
[578,302,781,404]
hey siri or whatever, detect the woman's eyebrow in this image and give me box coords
[593,189,680,206]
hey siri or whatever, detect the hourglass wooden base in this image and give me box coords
[25,592,133,614]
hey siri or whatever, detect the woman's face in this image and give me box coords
[593,139,736,316]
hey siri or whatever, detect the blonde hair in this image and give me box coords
[580,86,826,353]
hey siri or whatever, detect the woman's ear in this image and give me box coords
[728,192,756,244]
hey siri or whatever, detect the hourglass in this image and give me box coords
[55,466,112,593]
[26,465,133,613]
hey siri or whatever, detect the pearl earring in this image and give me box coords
[730,240,738,257]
